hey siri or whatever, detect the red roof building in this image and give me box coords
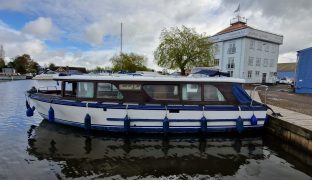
[209,15,283,84]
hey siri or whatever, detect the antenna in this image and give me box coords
[120,22,123,55]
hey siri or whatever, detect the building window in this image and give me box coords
[182,84,201,101]
[250,40,255,49]
[214,44,220,55]
[269,59,275,67]
[247,71,252,79]
[264,44,269,52]
[257,41,262,51]
[227,57,235,69]
[97,83,123,99]
[213,59,219,66]
[203,85,225,101]
[263,59,268,67]
[143,85,179,101]
[227,42,236,54]
[256,58,261,66]
[227,70,234,77]
[255,71,260,76]
[248,57,254,66]
[77,82,94,98]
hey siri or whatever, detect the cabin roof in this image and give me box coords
[53,75,245,83]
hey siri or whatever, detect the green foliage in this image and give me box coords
[154,26,214,75]
[9,54,39,74]
[111,53,148,72]
[49,63,56,71]
[90,66,112,73]
[0,58,5,70]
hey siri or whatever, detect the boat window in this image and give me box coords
[203,85,225,101]
[143,85,179,100]
[64,82,76,97]
[182,84,201,101]
[97,83,123,99]
[77,82,94,98]
[119,84,141,91]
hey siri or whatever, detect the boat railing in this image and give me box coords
[38,86,58,92]
[250,85,268,106]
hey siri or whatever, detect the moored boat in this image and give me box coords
[26,74,269,133]
[0,73,26,80]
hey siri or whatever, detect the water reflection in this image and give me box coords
[26,120,265,178]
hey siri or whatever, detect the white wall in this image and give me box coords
[214,37,280,83]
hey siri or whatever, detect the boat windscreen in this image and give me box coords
[232,83,251,105]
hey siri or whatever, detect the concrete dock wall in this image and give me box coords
[265,115,312,153]
[247,89,312,154]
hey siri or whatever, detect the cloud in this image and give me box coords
[22,17,60,40]
[1,0,312,68]
[0,20,45,58]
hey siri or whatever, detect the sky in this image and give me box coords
[0,0,311,70]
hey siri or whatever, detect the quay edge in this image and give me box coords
[265,115,312,154]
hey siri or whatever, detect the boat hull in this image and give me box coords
[29,95,267,133]
[0,75,26,80]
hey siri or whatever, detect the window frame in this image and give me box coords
[143,84,180,102]
[181,83,203,102]
[96,82,124,100]
[203,84,226,102]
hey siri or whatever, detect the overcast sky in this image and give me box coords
[0,0,311,69]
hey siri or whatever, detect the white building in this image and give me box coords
[0,45,4,59]
[209,16,283,83]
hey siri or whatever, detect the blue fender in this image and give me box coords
[84,113,91,130]
[26,107,33,117]
[48,107,55,122]
[163,116,169,133]
[236,116,244,133]
[264,114,269,125]
[250,114,258,126]
[200,116,207,133]
[124,115,130,132]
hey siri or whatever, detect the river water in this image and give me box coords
[0,80,311,179]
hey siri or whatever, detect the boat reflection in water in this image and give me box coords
[26,120,265,179]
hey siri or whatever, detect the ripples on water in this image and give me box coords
[0,80,311,179]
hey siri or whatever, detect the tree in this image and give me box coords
[154,26,214,75]
[111,53,148,72]
[9,54,39,74]
[0,58,5,70]
[49,63,56,71]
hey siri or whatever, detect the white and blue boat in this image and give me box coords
[26,73,269,133]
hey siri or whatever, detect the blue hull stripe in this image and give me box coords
[38,112,264,133]
[31,95,267,111]
[106,117,265,122]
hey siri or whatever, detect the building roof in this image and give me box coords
[297,47,312,53]
[210,16,283,45]
[277,63,296,72]
[216,22,250,35]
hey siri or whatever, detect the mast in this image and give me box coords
[120,22,123,55]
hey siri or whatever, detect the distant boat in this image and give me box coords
[0,73,26,80]
[33,71,57,80]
